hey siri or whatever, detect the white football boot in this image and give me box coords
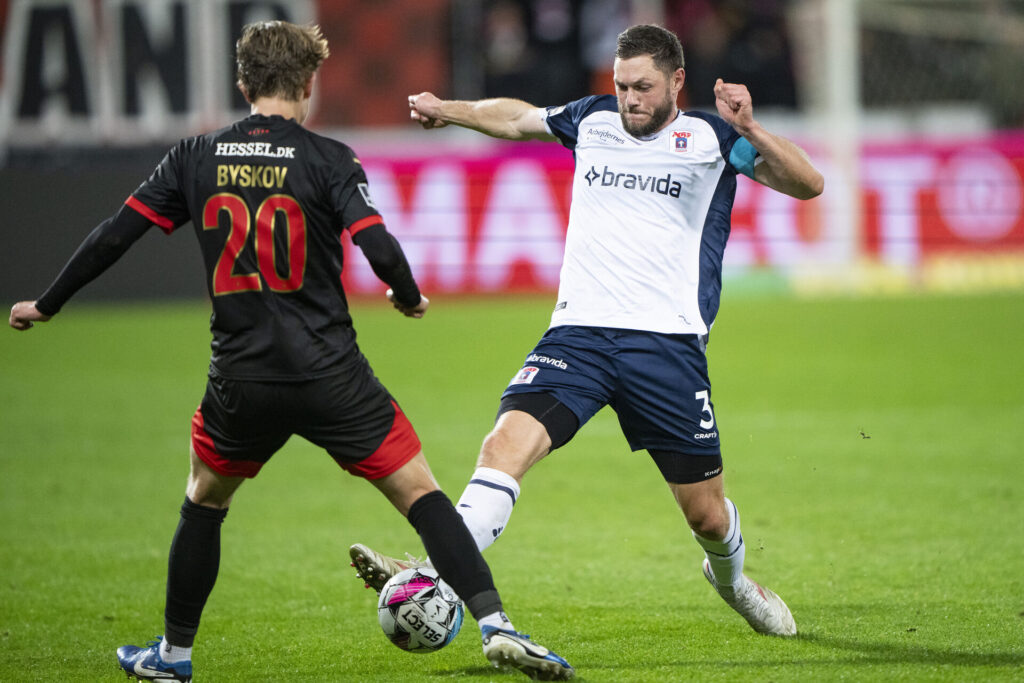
[702,558,797,636]
[481,626,575,680]
[349,543,425,593]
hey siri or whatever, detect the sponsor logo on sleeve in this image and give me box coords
[357,182,377,210]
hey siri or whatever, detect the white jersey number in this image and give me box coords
[695,390,715,430]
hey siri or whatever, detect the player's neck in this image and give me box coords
[249,96,307,124]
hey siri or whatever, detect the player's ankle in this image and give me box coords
[477,610,514,632]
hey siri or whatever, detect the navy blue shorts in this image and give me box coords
[501,326,720,455]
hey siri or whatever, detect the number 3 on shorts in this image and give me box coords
[695,390,715,430]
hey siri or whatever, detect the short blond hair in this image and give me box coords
[236,21,329,101]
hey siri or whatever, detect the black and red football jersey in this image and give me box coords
[129,114,383,380]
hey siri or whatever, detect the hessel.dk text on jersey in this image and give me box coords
[583,165,683,197]
[215,142,296,158]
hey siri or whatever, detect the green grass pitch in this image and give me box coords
[1,292,1022,681]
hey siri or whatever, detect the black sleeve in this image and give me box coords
[35,204,154,316]
[351,224,421,308]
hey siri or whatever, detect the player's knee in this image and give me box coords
[477,427,536,481]
[479,427,520,463]
[186,455,241,509]
[685,505,729,541]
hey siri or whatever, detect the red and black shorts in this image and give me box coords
[191,353,420,480]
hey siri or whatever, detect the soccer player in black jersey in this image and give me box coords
[9,21,573,683]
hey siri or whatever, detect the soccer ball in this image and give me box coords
[377,567,464,653]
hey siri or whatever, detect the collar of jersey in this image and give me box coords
[245,113,298,125]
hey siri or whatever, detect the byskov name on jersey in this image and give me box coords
[215,142,295,158]
[583,165,682,198]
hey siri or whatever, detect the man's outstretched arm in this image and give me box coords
[408,92,556,142]
[714,79,824,200]
[9,204,153,330]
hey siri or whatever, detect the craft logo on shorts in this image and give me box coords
[510,366,540,385]
[672,131,692,152]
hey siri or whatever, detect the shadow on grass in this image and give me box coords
[421,627,1024,679]
[668,631,1024,670]
[534,630,1024,679]
[795,632,1024,668]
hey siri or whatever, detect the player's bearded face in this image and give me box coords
[619,89,676,137]
[614,56,681,138]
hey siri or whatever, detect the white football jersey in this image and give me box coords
[542,95,758,336]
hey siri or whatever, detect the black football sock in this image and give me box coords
[163,497,228,647]
[407,490,504,621]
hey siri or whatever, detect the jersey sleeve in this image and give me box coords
[542,95,616,150]
[684,110,760,180]
[329,146,384,236]
[126,141,192,234]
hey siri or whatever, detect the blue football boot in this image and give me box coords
[116,636,192,682]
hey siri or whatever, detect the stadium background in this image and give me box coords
[2,3,1023,681]
[2,0,1024,303]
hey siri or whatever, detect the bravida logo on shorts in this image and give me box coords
[509,366,540,385]
[525,354,568,370]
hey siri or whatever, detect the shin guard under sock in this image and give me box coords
[163,497,227,647]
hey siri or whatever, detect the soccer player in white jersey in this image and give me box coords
[351,24,823,640]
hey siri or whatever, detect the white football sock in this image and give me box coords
[455,467,520,552]
[693,497,745,586]
[159,638,192,664]
[477,610,515,632]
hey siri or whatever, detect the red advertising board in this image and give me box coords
[340,134,1024,294]
[863,133,1024,262]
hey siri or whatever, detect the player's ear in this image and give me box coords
[237,81,251,103]
[303,74,315,100]
[673,68,686,91]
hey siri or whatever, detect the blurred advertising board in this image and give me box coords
[2,0,1022,297]
[341,134,1024,296]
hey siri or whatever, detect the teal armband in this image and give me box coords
[729,137,759,179]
